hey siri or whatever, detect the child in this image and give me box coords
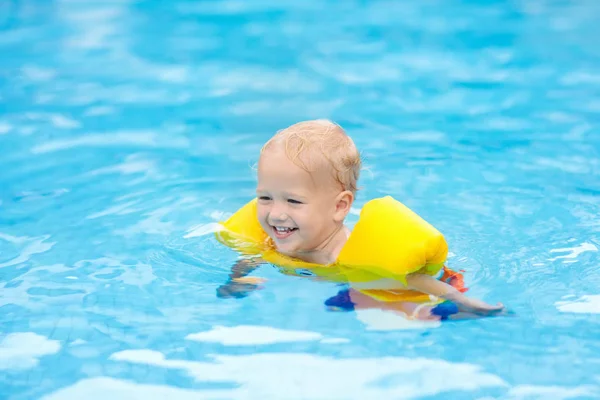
[216,120,505,318]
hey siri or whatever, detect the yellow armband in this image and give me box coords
[338,196,447,285]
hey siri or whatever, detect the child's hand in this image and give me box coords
[405,272,506,317]
[232,277,267,285]
[216,277,267,299]
[454,298,506,316]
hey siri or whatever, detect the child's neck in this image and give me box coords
[295,224,350,265]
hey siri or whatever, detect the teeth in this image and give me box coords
[275,227,293,233]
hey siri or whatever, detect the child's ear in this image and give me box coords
[333,190,354,222]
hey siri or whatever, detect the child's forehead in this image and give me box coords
[258,153,340,197]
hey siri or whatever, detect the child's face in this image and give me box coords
[256,148,348,261]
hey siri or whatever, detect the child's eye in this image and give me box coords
[288,199,303,204]
[258,196,272,201]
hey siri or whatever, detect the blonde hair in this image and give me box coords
[261,119,361,193]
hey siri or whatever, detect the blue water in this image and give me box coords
[1,0,600,398]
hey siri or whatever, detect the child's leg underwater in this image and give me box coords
[324,287,457,321]
[323,267,491,321]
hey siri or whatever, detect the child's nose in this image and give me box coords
[269,203,288,222]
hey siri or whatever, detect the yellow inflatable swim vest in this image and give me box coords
[215,196,448,303]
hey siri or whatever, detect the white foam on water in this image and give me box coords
[107,349,506,399]
[42,377,210,400]
[506,384,597,399]
[549,242,598,261]
[555,295,600,314]
[0,332,61,370]
[185,325,326,345]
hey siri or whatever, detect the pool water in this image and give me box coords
[1,0,600,399]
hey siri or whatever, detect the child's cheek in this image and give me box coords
[256,209,268,228]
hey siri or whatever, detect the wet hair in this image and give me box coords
[261,119,361,194]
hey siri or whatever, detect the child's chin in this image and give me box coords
[274,242,299,257]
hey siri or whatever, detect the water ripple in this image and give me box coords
[2,0,600,398]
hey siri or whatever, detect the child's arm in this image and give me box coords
[405,272,505,316]
[216,258,266,298]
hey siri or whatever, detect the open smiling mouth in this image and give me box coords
[271,226,298,239]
